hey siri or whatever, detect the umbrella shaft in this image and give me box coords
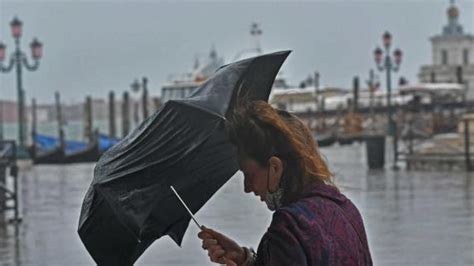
[170,185,202,228]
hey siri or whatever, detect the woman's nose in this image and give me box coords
[243,179,251,193]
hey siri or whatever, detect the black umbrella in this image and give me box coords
[78,51,290,265]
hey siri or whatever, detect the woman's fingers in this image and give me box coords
[197,230,213,240]
[202,227,224,240]
[198,226,243,265]
[209,245,224,254]
[199,227,231,246]
[208,247,225,262]
[201,227,226,240]
[202,238,218,248]
[224,257,238,266]
[199,232,218,250]
[211,248,225,258]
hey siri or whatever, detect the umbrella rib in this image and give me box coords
[172,100,226,120]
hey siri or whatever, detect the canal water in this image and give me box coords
[0,143,473,265]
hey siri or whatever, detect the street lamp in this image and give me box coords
[250,22,263,54]
[11,17,22,38]
[313,71,320,113]
[0,16,43,155]
[130,79,141,126]
[374,31,402,170]
[366,69,380,133]
[130,77,149,126]
[232,23,263,61]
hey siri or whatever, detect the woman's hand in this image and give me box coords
[197,226,246,265]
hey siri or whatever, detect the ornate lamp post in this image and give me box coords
[0,16,43,153]
[374,31,402,169]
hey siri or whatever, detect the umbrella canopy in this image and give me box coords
[78,51,290,265]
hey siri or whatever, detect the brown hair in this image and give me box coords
[226,101,335,204]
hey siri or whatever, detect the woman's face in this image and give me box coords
[239,157,282,202]
[239,158,269,202]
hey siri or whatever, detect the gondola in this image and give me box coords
[63,133,119,163]
[30,133,66,164]
[337,133,365,145]
[98,133,120,155]
[30,93,120,164]
[31,133,120,164]
[337,134,356,145]
[63,139,100,164]
[315,133,337,147]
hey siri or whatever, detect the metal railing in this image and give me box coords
[398,114,472,172]
[0,140,21,223]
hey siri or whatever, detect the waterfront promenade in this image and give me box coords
[0,143,473,265]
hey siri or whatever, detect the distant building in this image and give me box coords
[91,99,108,121]
[270,86,352,113]
[160,47,224,103]
[31,104,54,123]
[0,100,19,123]
[418,0,474,99]
[62,103,83,122]
[270,84,413,114]
[25,102,76,123]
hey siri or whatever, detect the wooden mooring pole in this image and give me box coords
[0,162,5,215]
[465,119,472,172]
[153,97,161,113]
[142,77,149,120]
[108,91,116,139]
[55,92,65,150]
[122,92,130,138]
[31,98,37,158]
[84,96,93,142]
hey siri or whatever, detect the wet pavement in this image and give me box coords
[0,143,473,265]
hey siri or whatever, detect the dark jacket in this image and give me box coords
[255,182,372,265]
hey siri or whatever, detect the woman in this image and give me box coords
[198,101,372,265]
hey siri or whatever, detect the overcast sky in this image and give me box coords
[1,0,473,104]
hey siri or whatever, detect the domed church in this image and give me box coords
[418,0,474,100]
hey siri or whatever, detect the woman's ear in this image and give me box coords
[268,156,283,190]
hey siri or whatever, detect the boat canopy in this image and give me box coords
[34,133,119,154]
[98,134,120,152]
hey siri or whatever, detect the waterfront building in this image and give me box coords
[160,23,263,104]
[418,0,474,99]
[160,47,224,103]
[399,82,465,105]
[0,100,19,123]
[269,82,413,114]
[270,86,350,113]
